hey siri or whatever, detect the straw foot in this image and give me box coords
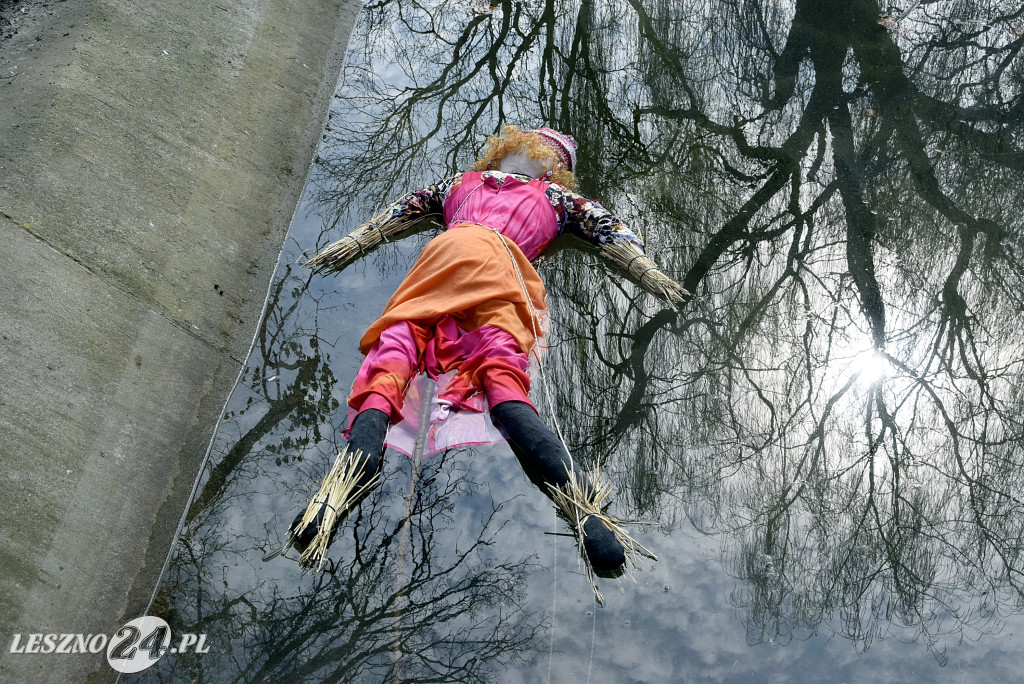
[548,466,658,602]
[287,445,382,570]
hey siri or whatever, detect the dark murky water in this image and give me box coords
[132,0,1024,681]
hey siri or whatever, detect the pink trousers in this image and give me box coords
[346,316,535,433]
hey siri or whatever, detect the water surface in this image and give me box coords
[134,0,1024,681]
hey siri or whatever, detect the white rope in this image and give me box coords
[587,591,598,684]
[491,229,573,458]
[448,176,576,466]
[489,229,573,464]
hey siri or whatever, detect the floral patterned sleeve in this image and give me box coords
[545,184,646,252]
[382,175,460,222]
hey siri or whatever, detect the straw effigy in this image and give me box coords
[290,445,380,571]
[304,201,676,590]
[600,237,689,309]
[547,464,658,605]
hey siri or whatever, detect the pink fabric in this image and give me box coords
[347,321,427,425]
[443,172,559,260]
[346,318,538,456]
[376,372,508,458]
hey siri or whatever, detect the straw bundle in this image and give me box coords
[600,238,689,309]
[547,465,657,605]
[306,205,437,274]
[290,446,380,571]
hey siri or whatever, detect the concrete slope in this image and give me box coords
[0,0,358,681]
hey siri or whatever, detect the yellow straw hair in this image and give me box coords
[471,124,577,189]
[291,445,380,571]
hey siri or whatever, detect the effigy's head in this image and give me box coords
[472,124,577,188]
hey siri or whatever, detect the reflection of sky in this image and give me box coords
[134,0,1024,681]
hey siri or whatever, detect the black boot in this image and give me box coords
[289,408,390,550]
[581,516,626,575]
[345,407,390,479]
[491,401,626,574]
[491,401,577,487]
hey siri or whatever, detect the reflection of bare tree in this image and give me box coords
[145,451,544,683]
[187,263,344,522]
[312,0,570,212]
[296,0,1024,664]
[670,2,1024,661]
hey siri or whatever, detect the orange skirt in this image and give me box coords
[359,223,548,355]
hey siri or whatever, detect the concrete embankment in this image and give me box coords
[0,0,358,681]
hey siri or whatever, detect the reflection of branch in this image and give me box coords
[828,101,886,348]
[912,93,1024,174]
[163,453,544,682]
[683,168,791,295]
[610,310,691,433]
[188,266,339,522]
[187,366,311,523]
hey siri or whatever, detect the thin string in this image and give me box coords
[448,178,487,224]
[587,591,598,684]
[546,514,558,684]
[489,228,574,464]
[448,174,575,459]
[350,233,366,253]
[637,265,661,284]
[625,250,645,271]
[476,206,583,679]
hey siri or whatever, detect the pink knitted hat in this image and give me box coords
[531,127,577,171]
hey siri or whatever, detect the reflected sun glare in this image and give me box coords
[850,349,891,385]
